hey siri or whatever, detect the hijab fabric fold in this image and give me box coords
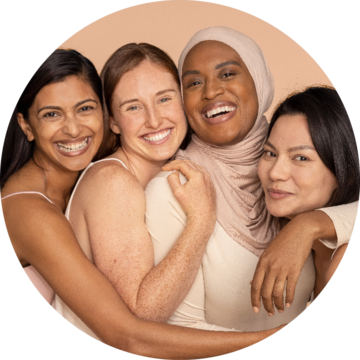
[176,26,279,257]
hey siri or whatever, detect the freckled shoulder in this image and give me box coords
[75,160,145,210]
[84,160,142,190]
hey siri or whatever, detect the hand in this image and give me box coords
[250,211,334,315]
[162,160,216,231]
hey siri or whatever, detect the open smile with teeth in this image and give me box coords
[206,106,236,119]
[143,129,171,142]
[56,137,89,153]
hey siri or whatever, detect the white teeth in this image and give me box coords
[206,106,235,118]
[143,129,171,142]
[57,138,89,152]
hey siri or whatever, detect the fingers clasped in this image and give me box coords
[164,160,217,228]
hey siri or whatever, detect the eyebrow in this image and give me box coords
[265,140,316,152]
[119,89,176,108]
[37,98,97,114]
[215,61,242,70]
[288,145,316,152]
[156,89,176,96]
[182,70,200,79]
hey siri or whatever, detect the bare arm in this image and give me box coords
[79,160,216,322]
[251,210,335,315]
[3,194,283,358]
[312,241,348,298]
[251,201,358,315]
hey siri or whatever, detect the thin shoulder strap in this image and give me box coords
[94,157,128,169]
[1,191,54,204]
[66,158,128,219]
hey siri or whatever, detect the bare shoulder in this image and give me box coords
[3,194,72,262]
[83,160,142,191]
[76,160,145,211]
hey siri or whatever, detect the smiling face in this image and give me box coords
[258,114,338,219]
[110,60,187,165]
[19,75,103,172]
[182,40,258,146]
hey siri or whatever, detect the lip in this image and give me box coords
[54,136,92,157]
[140,127,173,145]
[267,188,294,200]
[200,101,237,125]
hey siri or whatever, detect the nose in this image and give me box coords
[144,106,163,129]
[62,114,83,138]
[268,157,290,182]
[202,78,224,100]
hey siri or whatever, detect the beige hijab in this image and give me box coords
[176,26,279,257]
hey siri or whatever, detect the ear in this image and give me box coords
[109,116,121,135]
[17,113,35,141]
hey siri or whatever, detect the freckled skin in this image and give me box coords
[68,62,218,322]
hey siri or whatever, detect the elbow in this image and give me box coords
[103,320,160,358]
[129,296,170,323]
[132,306,169,323]
[97,320,144,355]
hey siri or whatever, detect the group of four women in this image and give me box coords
[1,26,358,358]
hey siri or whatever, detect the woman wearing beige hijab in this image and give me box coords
[145,26,357,331]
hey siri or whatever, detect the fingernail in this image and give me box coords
[268,312,273,317]
[253,307,259,314]
[278,310,283,313]
[286,303,291,308]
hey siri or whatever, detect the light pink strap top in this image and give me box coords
[2,159,127,306]
[1,191,53,203]
[2,191,55,304]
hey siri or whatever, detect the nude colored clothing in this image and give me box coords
[145,171,357,331]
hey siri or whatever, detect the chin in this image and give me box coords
[266,203,294,219]
[61,158,93,172]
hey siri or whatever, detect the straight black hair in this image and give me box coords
[269,86,359,206]
[0,49,102,188]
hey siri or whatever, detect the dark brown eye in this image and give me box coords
[44,112,58,118]
[188,80,202,88]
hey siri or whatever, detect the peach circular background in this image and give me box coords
[60,1,332,120]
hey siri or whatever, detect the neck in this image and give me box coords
[112,148,166,189]
[32,153,80,211]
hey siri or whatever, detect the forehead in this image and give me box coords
[117,61,178,91]
[183,40,242,70]
[33,76,95,106]
[270,114,313,145]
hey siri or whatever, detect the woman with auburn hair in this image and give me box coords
[1,48,282,359]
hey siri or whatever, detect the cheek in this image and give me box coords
[116,113,140,137]
[183,93,199,120]
[295,167,337,205]
[257,159,269,184]
[36,123,61,143]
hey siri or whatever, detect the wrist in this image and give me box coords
[186,214,216,236]
[291,211,319,245]
[292,210,336,246]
